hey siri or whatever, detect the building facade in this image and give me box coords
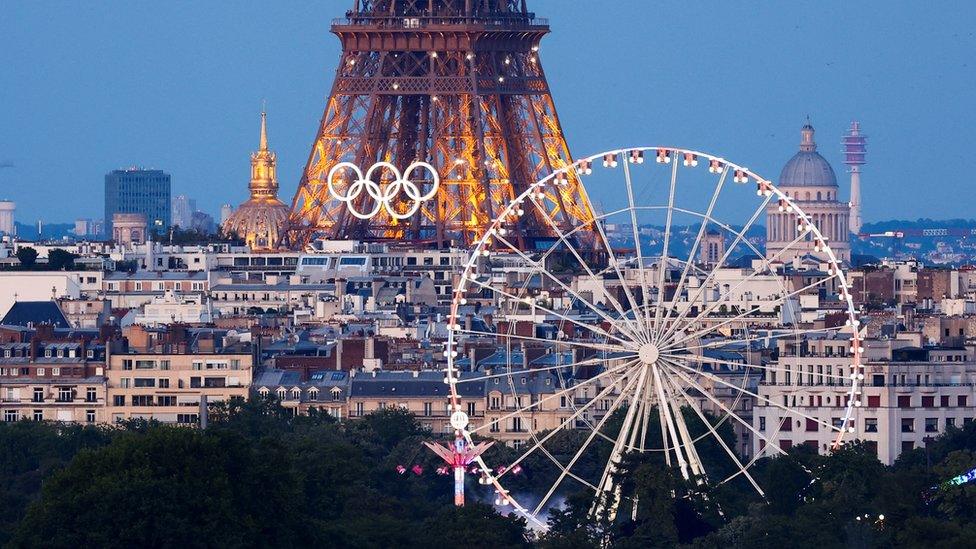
[104,168,171,235]
[766,122,851,264]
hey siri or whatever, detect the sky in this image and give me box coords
[2,1,975,225]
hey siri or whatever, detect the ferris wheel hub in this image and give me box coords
[638,343,660,365]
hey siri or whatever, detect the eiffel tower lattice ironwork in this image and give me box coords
[287,0,595,249]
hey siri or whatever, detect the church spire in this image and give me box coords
[259,109,269,151]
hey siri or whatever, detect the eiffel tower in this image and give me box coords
[287,0,594,249]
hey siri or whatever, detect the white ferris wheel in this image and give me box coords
[444,146,864,529]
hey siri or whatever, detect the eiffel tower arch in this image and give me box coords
[287,0,595,249]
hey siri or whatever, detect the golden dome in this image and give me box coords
[222,110,290,250]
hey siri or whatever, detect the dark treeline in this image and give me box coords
[1,400,975,548]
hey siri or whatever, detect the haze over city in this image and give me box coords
[2,1,975,222]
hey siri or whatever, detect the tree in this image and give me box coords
[47,248,78,271]
[15,247,37,268]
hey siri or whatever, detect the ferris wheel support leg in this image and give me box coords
[592,365,650,522]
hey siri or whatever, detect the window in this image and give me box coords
[58,387,73,402]
[37,368,45,376]
[158,378,170,389]
[135,360,155,369]
[159,360,170,371]
[467,402,476,416]
[120,378,131,389]
[759,417,766,431]
[86,387,97,402]
[423,402,432,416]
[780,418,792,432]
[942,395,950,407]
[355,402,364,416]
[134,378,156,388]
[204,378,226,388]
[925,418,939,433]
[113,395,125,406]
[177,414,198,425]
[122,359,133,371]
[32,388,44,403]
[490,420,499,433]
[922,396,935,408]
[947,417,956,428]
[191,377,202,389]
[308,389,318,402]
[865,418,878,432]
[3,410,17,422]
[960,395,969,407]
[901,418,914,433]
[157,396,176,407]
[867,395,880,408]
[86,409,95,423]
[132,395,153,406]
[51,368,60,376]
[806,418,819,432]
[897,395,911,408]
[901,441,914,453]
[33,410,43,421]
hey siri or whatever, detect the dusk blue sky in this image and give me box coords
[2,1,975,225]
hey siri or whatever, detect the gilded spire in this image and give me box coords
[259,109,268,151]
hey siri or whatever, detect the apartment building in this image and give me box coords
[105,325,253,425]
[754,334,976,464]
[0,333,107,424]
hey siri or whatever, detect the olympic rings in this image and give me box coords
[326,161,440,220]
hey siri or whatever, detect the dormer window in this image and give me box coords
[44,348,52,358]
[258,387,269,398]
[290,388,301,400]
[276,388,286,400]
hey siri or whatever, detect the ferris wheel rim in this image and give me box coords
[444,145,864,529]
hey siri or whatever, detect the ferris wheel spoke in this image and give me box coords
[530,372,644,516]
[465,277,636,348]
[621,156,654,340]
[656,193,773,344]
[493,232,646,344]
[664,274,839,351]
[453,327,633,354]
[660,360,766,496]
[659,352,853,384]
[656,165,729,345]
[651,159,679,338]
[588,209,650,343]
[669,326,842,354]
[454,354,635,384]
[468,361,633,435]
[659,358,788,460]
[499,364,639,478]
[661,229,810,345]
[666,358,844,433]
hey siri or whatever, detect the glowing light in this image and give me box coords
[326,161,440,220]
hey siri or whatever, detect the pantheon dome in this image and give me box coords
[222,111,290,251]
[766,121,851,263]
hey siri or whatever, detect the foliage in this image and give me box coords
[5,402,976,547]
[47,248,78,270]
[14,247,38,268]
